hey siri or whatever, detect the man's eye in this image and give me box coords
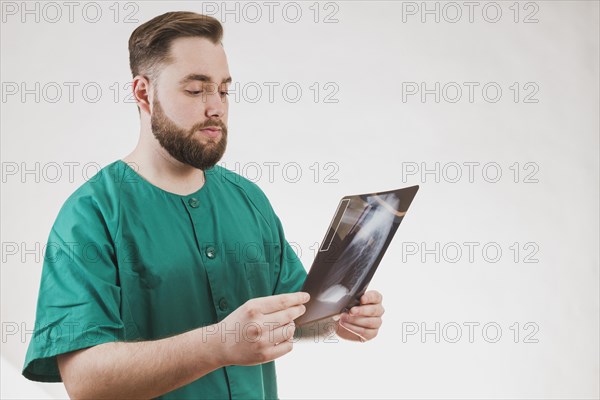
[220,91,229,97]
[186,90,202,95]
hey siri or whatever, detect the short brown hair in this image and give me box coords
[128,11,223,80]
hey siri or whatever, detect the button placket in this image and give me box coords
[180,195,229,321]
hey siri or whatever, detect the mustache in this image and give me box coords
[190,119,227,132]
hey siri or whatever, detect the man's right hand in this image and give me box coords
[214,292,310,366]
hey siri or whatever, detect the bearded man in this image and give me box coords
[22,11,384,399]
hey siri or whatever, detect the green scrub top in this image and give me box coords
[22,159,307,399]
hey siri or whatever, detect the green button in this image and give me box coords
[218,298,228,311]
[188,198,199,208]
[206,246,216,259]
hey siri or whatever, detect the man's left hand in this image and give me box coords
[335,290,384,342]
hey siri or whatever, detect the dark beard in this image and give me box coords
[151,97,227,170]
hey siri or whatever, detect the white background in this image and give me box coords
[1,1,599,398]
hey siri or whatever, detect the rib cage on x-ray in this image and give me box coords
[316,193,401,304]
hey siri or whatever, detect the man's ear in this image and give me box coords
[132,75,152,115]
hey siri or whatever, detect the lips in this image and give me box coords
[198,126,222,138]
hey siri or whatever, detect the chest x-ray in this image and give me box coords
[296,185,419,326]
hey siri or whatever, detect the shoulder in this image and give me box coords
[53,160,126,237]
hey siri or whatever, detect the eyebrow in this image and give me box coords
[178,74,232,85]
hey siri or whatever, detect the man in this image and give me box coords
[22,11,384,399]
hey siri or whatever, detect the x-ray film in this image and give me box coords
[295,185,419,326]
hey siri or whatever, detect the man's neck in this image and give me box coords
[122,137,206,196]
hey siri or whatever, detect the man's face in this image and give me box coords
[149,37,231,170]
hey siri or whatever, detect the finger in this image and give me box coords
[263,303,306,325]
[341,314,382,329]
[269,322,297,345]
[360,290,382,305]
[338,320,379,340]
[252,292,310,314]
[245,322,296,346]
[349,304,384,317]
[263,339,294,361]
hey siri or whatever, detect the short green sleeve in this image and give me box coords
[22,187,126,382]
[272,213,307,295]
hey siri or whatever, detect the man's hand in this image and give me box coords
[335,290,384,342]
[216,292,310,366]
[56,293,310,399]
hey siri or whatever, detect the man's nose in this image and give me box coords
[204,84,226,118]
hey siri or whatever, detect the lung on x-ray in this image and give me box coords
[295,185,419,326]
